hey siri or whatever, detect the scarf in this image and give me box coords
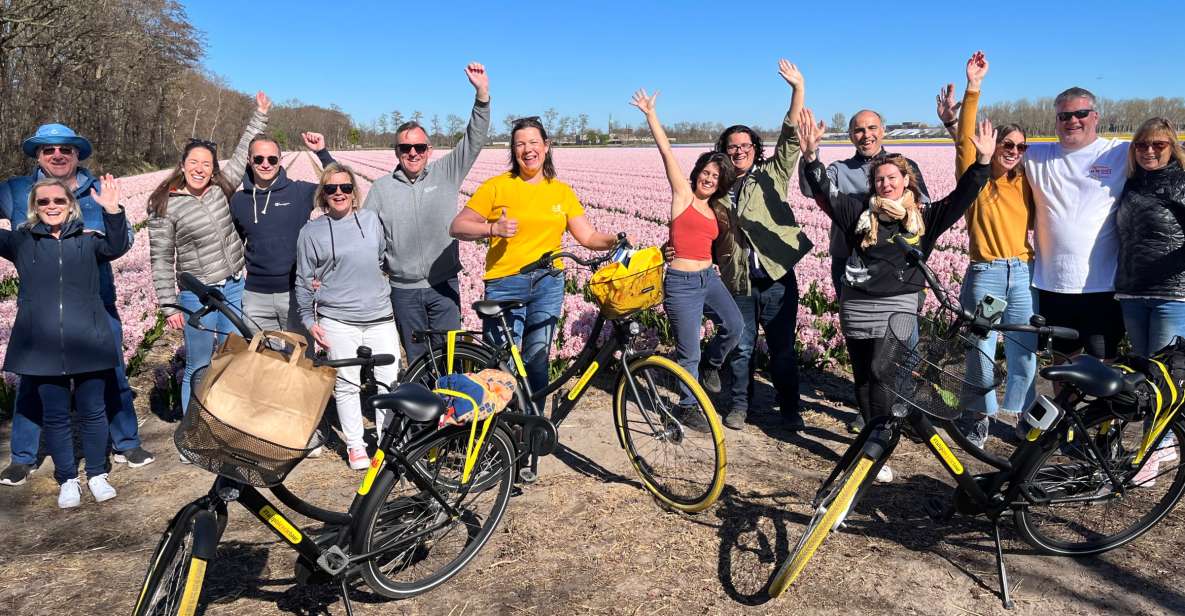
[858,191,924,248]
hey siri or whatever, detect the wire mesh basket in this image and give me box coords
[175,387,322,487]
[872,312,1002,421]
[587,263,664,319]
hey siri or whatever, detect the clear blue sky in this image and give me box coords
[184,1,1182,130]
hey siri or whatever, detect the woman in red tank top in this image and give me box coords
[631,89,744,414]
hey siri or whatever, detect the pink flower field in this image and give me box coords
[0,145,965,385]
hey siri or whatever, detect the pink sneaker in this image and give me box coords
[348,447,370,471]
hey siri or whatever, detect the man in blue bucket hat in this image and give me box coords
[0,123,154,487]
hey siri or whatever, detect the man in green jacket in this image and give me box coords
[707,59,813,431]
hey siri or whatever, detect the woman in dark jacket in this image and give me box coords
[799,108,996,483]
[0,177,130,508]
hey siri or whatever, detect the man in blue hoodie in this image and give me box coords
[0,123,152,486]
[229,131,334,336]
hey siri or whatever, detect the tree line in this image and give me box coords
[979,96,1185,136]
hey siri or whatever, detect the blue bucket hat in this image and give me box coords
[22,123,93,161]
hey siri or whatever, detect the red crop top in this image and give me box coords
[670,204,718,261]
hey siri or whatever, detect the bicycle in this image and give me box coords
[134,273,532,616]
[768,236,1185,608]
[401,238,728,513]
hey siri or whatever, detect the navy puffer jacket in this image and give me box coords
[0,210,130,375]
[1115,161,1185,297]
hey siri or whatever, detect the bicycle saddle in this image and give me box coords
[1040,355,1125,398]
[369,383,446,423]
[472,300,525,318]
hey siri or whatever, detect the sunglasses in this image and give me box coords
[187,138,218,152]
[39,145,74,156]
[323,183,354,195]
[35,197,69,207]
[1000,140,1029,153]
[397,143,429,155]
[1133,140,1172,154]
[1056,109,1094,122]
[252,155,280,165]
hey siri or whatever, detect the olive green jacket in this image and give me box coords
[712,114,813,295]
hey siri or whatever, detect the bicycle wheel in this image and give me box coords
[354,425,515,598]
[402,340,496,388]
[768,455,876,598]
[613,354,726,513]
[132,509,209,616]
[1015,411,1185,556]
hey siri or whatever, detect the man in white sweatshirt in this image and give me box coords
[1026,87,1129,359]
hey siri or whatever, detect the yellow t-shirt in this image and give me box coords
[466,172,586,280]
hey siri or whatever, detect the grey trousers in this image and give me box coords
[243,289,313,351]
[390,278,462,365]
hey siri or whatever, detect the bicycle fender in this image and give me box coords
[190,510,222,562]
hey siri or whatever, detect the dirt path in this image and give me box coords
[1,334,1182,615]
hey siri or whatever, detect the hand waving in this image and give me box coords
[465,62,490,101]
[630,88,659,116]
[936,83,961,124]
[256,90,271,114]
[971,118,998,163]
[796,108,826,161]
[778,59,804,89]
[89,173,122,213]
[965,51,988,87]
[301,131,326,151]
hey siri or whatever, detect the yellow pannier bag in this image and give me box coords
[588,246,665,319]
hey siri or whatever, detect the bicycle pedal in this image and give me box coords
[518,468,538,483]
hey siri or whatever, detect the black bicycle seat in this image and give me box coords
[1040,355,1125,398]
[369,383,446,423]
[472,300,525,319]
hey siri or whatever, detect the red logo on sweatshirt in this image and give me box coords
[1088,164,1112,179]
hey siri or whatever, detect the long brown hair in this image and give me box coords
[1127,117,1185,177]
[147,140,236,217]
[508,117,557,180]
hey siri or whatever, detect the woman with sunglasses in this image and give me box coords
[0,177,130,507]
[936,52,1037,447]
[450,116,622,393]
[800,108,997,483]
[147,91,270,419]
[295,163,398,470]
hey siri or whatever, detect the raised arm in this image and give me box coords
[762,59,806,191]
[936,83,961,141]
[89,174,131,260]
[955,51,988,176]
[436,63,492,181]
[924,118,996,236]
[302,132,336,168]
[630,88,692,217]
[798,108,863,229]
[222,91,271,189]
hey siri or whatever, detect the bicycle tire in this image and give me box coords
[131,508,210,616]
[354,425,515,598]
[768,455,875,598]
[613,354,727,513]
[402,340,497,389]
[1015,411,1185,556]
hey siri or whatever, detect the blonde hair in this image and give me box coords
[313,163,362,212]
[1127,118,1185,177]
[24,178,81,230]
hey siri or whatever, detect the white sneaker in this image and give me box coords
[875,464,894,484]
[306,446,324,459]
[88,473,117,503]
[348,447,370,471]
[58,479,81,509]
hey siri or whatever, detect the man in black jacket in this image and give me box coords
[229,131,333,337]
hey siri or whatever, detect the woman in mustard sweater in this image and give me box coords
[938,51,1036,447]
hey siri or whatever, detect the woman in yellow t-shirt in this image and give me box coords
[451,117,619,391]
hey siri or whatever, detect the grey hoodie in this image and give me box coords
[294,208,390,329]
[363,99,490,288]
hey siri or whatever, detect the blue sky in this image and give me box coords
[185,1,1182,130]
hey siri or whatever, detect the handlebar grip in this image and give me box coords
[177,272,211,300]
[317,354,397,369]
[1047,326,1079,341]
[518,252,553,275]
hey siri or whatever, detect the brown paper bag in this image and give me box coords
[196,330,336,450]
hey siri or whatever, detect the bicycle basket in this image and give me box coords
[588,246,664,319]
[175,370,322,487]
[872,312,1002,421]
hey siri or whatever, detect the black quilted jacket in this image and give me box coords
[1115,161,1185,297]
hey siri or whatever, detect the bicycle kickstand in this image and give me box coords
[340,577,355,616]
[992,518,1015,610]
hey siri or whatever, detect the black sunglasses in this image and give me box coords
[1056,109,1094,122]
[39,145,75,156]
[252,155,280,165]
[35,197,70,207]
[1000,140,1029,153]
[323,183,354,195]
[397,143,429,155]
[187,138,218,151]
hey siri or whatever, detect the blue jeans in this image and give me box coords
[390,278,462,365]
[179,276,244,414]
[709,272,800,414]
[20,372,112,484]
[959,258,1037,416]
[8,303,139,465]
[663,267,743,404]
[482,270,564,393]
[1119,298,1185,357]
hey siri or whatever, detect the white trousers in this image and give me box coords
[319,317,400,451]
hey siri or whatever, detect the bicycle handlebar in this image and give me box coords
[316,354,396,369]
[518,233,631,275]
[176,273,255,338]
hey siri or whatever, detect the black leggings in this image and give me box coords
[848,337,891,421]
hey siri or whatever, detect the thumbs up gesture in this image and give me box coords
[491,208,517,238]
